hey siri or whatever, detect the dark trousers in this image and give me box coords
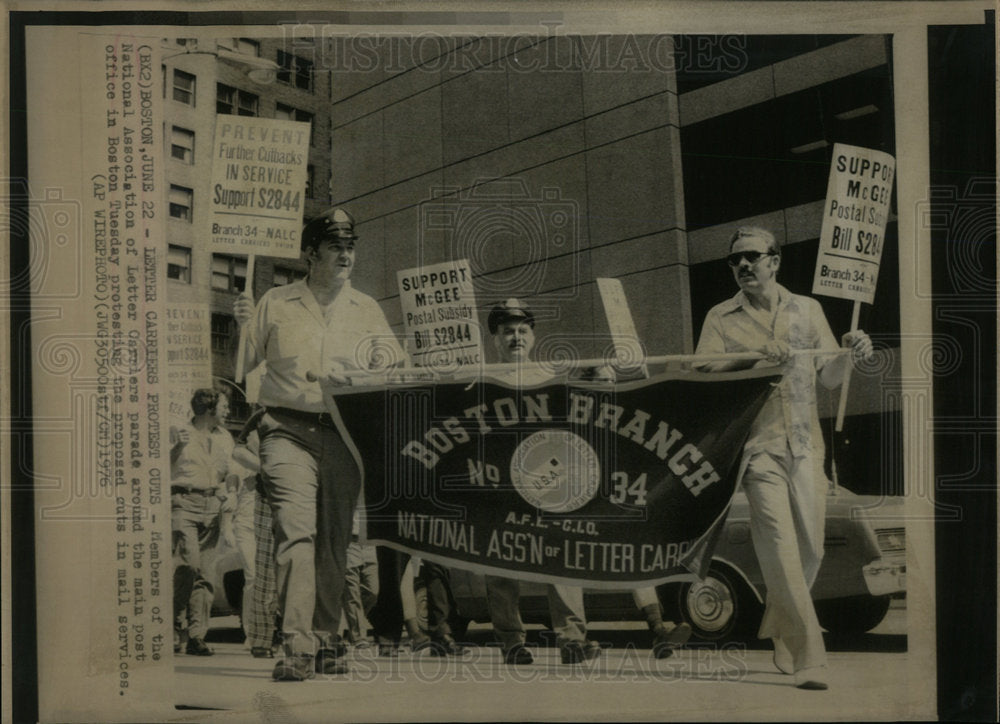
[368,547,457,642]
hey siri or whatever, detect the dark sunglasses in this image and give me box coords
[726,250,777,267]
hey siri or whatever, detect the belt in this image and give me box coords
[171,485,218,496]
[268,406,339,429]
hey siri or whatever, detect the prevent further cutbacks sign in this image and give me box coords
[812,143,895,304]
[207,116,310,258]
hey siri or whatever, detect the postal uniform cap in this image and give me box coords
[488,298,535,335]
[301,207,358,250]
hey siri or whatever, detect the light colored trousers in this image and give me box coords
[259,411,361,657]
[485,577,588,649]
[743,447,827,672]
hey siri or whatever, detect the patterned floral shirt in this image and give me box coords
[695,284,840,459]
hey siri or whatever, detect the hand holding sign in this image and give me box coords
[843,330,874,364]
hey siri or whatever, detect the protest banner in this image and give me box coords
[397,259,483,371]
[811,143,896,430]
[206,116,311,381]
[328,369,778,587]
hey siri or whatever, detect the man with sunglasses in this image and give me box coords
[694,226,872,691]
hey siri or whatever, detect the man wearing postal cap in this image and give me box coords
[483,298,602,665]
[234,207,405,680]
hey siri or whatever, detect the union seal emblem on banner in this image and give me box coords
[510,430,601,513]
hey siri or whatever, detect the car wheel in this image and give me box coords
[814,594,891,634]
[413,580,430,634]
[674,563,761,642]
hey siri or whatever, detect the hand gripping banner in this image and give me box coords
[329,368,779,587]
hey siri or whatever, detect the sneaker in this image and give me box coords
[503,644,533,665]
[772,638,793,675]
[794,666,829,690]
[429,635,466,657]
[378,641,400,657]
[251,646,275,659]
[185,638,214,656]
[410,636,434,653]
[315,648,349,675]
[652,622,692,659]
[272,655,315,682]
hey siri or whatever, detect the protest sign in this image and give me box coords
[206,116,311,259]
[812,143,896,304]
[811,143,895,429]
[397,259,483,371]
[163,302,212,424]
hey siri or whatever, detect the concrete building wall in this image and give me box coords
[326,35,691,363]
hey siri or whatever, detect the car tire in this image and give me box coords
[673,562,762,642]
[814,594,891,634]
[413,580,430,634]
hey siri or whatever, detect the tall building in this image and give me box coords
[161,35,333,422]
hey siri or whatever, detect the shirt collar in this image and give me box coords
[720,283,794,315]
[284,278,360,307]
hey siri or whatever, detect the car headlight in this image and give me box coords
[875,527,905,553]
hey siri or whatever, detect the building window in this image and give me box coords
[217,83,258,116]
[217,37,259,57]
[170,126,195,164]
[275,103,315,144]
[210,313,235,353]
[172,69,196,106]
[166,245,192,282]
[211,254,247,293]
[272,265,304,287]
[168,185,193,222]
[276,50,314,91]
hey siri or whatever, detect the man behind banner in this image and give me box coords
[483,299,604,665]
[234,207,405,681]
[694,226,873,690]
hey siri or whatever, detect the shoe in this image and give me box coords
[185,638,214,656]
[405,618,431,651]
[315,648,349,675]
[772,638,793,675]
[560,640,601,664]
[251,646,275,659]
[272,655,315,682]
[652,622,691,659]
[378,642,400,657]
[503,644,533,665]
[794,666,829,690]
[410,636,434,653]
[429,635,466,657]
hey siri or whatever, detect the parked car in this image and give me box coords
[445,489,906,642]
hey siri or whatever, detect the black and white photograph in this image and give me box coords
[4,3,996,722]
